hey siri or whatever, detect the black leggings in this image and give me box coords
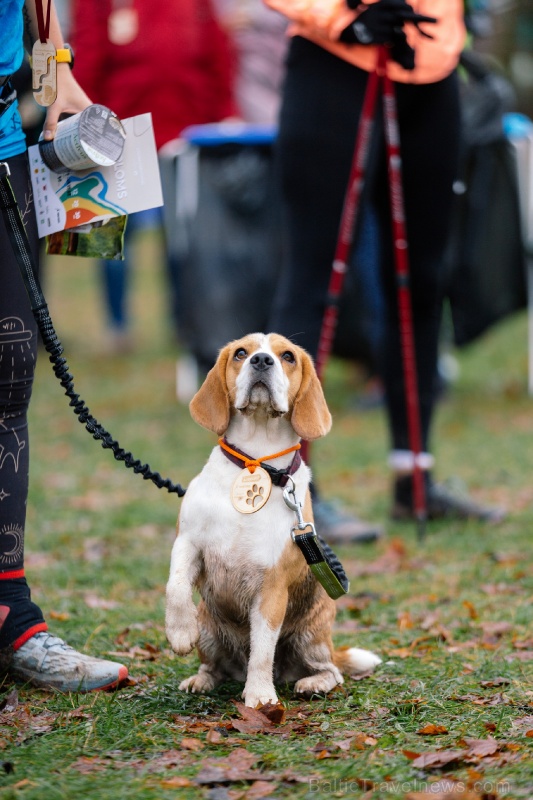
[269,38,461,452]
[0,151,46,650]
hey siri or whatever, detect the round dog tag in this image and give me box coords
[231,467,272,514]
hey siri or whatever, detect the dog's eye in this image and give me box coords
[234,348,247,361]
[281,350,295,363]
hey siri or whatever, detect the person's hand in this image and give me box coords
[339,0,437,70]
[42,65,92,141]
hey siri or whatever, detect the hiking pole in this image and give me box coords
[379,46,426,540]
[309,46,427,540]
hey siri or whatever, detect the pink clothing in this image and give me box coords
[71,0,239,149]
[264,0,466,83]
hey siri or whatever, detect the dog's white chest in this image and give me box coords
[178,454,308,569]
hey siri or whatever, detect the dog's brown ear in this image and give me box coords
[291,351,332,440]
[189,347,231,435]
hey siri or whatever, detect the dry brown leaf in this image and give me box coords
[84,593,120,610]
[206,729,226,745]
[70,756,110,774]
[462,737,500,758]
[180,737,205,751]
[257,702,285,725]
[417,724,448,736]
[510,715,533,732]
[398,611,415,630]
[231,702,283,735]
[410,749,467,769]
[479,677,510,687]
[314,749,335,760]
[505,650,533,662]
[0,689,18,714]
[194,747,266,785]
[246,780,277,799]
[160,776,193,788]
[478,621,513,637]
[351,539,407,577]
[49,611,70,621]
[462,601,478,620]
[402,749,422,761]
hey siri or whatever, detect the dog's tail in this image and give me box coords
[333,646,382,675]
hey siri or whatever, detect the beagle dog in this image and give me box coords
[166,333,380,707]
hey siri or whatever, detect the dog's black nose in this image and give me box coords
[250,352,274,372]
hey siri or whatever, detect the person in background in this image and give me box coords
[215,0,289,125]
[264,0,505,541]
[0,0,128,690]
[70,0,239,351]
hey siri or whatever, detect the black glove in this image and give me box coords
[340,0,437,51]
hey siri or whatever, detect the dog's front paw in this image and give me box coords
[166,610,199,655]
[242,681,278,708]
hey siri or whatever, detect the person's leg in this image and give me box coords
[374,76,504,521]
[100,209,161,353]
[0,154,47,654]
[270,39,373,353]
[0,153,129,687]
[270,40,383,542]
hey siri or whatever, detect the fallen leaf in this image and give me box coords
[417,724,448,736]
[462,737,499,758]
[505,650,533,662]
[479,677,510,687]
[194,748,271,786]
[246,780,277,798]
[0,689,18,714]
[180,738,205,751]
[257,702,285,725]
[231,703,282,735]
[206,729,226,745]
[511,715,533,732]
[84,593,120,610]
[49,611,70,621]
[160,776,192,788]
[402,749,422,761]
[478,621,512,637]
[70,756,109,774]
[462,601,478,620]
[410,750,467,769]
[398,611,415,630]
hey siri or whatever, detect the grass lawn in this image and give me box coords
[1,234,532,799]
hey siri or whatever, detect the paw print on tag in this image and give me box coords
[246,484,264,508]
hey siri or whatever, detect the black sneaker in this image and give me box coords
[312,498,384,544]
[391,474,506,523]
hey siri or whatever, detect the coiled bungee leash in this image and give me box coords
[0,160,186,497]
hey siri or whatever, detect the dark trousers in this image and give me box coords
[0,152,46,649]
[269,37,461,452]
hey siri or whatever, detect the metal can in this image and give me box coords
[39,104,126,173]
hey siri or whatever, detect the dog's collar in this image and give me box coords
[218,437,302,487]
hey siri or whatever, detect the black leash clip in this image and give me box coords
[283,478,349,599]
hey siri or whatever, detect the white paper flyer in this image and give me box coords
[29,113,163,239]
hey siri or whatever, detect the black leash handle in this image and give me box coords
[0,161,186,497]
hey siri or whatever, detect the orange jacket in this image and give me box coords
[264,0,466,83]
